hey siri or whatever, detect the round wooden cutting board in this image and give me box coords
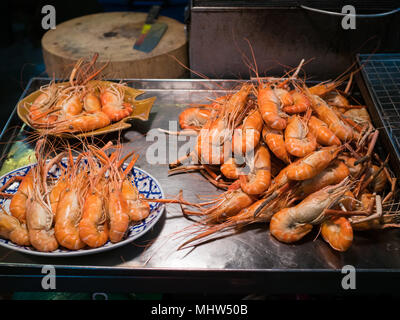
[42,12,188,79]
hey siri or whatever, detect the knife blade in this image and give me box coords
[134,5,167,53]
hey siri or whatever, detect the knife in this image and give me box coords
[134,5,168,53]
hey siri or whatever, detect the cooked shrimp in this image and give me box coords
[308,81,341,97]
[23,139,68,251]
[311,95,353,142]
[100,84,133,122]
[325,91,350,108]
[211,84,252,143]
[122,179,151,222]
[79,147,115,248]
[321,217,353,252]
[282,90,310,114]
[258,85,287,130]
[49,174,67,215]
[262,126,290,163]
[28,82,59,123]
[9,170,34,223]
[183,189,256,223]
[232,109,263,155]
[107,184,129,243]
[369,165,387,193]
[223,84,252,119]
[284,115,317,158]
[83,91,102,113]
[114,151,151,222]
[220,158,241,180]
[0,209,30,246]
[204,117,225,145]
[1,141,63,226]
[267,165,291,194]
[293,160,349,199]
[29,93,51,120]
[340,190,357,211]
[80,185,109,248]
[349,194,399,230]
[270,181,348,243]
[103,152,138,243]
[344,107,371,124]
[189,114,223,165]
[194,130,230,165]
[54,170,87,250]
[25,156,58,252]
[53,148,86,250]
[25,194,58,252]
[197,108,229,151]
[274,88,293,107]
[308,116,341,146]
[270,208,313,243]
[179,196,288,249]
[179,107,212,130]
[191,85,251,165]
[240,145,271,195]
[339,155,362,178]
[61,111,111,133]
[358,193,374,211]
[56,92,83,119]
[286,145,342,181]
[351,214,400,231]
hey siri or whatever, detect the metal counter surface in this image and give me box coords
[1,78,400,294]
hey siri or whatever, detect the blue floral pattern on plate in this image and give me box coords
[0,159,165,257]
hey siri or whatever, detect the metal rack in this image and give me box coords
[357,53,400,174]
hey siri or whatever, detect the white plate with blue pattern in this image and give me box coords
[0,160,165,257]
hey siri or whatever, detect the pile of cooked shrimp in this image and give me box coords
[167,72,398,252]
[0,139,150,252]
[26,54,136,134]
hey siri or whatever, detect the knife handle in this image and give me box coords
[145,5,162,24]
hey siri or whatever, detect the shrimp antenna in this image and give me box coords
[166,54,228,92]
[242,38,260,85]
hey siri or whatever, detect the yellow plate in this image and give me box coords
[17,80,156,138]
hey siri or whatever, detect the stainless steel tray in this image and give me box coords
[1,77,400,294]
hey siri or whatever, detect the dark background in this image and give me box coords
[0,0,189,130]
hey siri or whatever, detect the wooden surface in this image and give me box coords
[42,12,188,79]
